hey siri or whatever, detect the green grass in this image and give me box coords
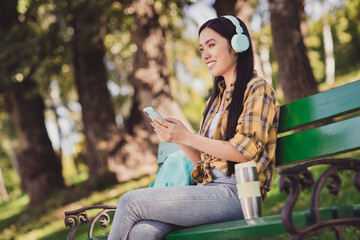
[0,174,156,240]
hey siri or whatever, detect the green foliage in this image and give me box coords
[304,0,360,83]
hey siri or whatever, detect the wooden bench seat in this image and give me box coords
[165,205,360,240]
[65,80,360,240]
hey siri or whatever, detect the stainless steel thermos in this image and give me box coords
[235,161,262,219]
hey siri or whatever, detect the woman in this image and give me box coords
[108,15,280,240]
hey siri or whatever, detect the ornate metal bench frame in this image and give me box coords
[65,205,117,240]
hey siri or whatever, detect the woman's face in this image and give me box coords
[199,27,237,80]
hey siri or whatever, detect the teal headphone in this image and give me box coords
[222,15,250,53]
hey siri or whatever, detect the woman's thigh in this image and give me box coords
[120,184,243,227]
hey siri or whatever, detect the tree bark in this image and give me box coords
[5,81,65,206]
[268,0,318,103]
[72,1,118,186]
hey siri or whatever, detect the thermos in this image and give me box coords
[235,161,262,219]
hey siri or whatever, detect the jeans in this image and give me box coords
[108,168,244,240]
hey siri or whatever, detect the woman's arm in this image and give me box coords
[176,143,201,164]
[152,117,249,163]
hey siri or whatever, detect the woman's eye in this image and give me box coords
[200,48,204,52]
[209,43,215,48]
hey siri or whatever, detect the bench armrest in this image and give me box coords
[64,204,117,240]
[278,158,360,238]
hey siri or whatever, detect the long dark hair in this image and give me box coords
[199,16,254,141]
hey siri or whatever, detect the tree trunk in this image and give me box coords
[298,0,308,44]
[106,0,192,181]
[72,1,118,186]
[268,0,318,103]
[321,2,335,85]
[5,81,65,206]
[127,0,191,132]
[259,33,273,84]
[0,168,10,202]
[213,0,267,81]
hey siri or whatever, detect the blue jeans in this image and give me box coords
[108,168,244,240]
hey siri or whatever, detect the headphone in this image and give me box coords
[222,15,250,53]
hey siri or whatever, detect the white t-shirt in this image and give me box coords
[206,112,222,138]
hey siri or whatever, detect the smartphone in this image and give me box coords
[143,107,165,120]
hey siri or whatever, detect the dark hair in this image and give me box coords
[199,16,254,141]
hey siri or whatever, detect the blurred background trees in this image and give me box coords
[0,0,360,208]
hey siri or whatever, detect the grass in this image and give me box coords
[0,174,156,240]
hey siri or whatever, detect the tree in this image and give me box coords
[102,0,193,181]
[70,0,118,186]
[268,0,318,102]
[320,0,335,85]
[0,0,65,206]
[0,168,9,202]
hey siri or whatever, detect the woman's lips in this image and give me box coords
[207,61,216,70]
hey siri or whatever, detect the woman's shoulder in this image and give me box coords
[246,74,275,96]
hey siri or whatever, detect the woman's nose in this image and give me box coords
[202,49,210,61]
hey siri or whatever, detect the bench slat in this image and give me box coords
[165,213,305,240]
[165,207,345,240]
[276,116,360,166]
[279,80,360,133]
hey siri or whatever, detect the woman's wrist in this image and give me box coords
[182,131,196,146]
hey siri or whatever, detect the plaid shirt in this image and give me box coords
[191,72,280,199]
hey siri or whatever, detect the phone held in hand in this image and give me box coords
[143,107,165,120]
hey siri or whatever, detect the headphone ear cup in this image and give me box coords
[231,33,250,53]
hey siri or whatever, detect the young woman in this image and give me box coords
[108,15,280,240]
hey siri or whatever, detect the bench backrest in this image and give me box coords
[158,80,360,167]
[276,80,360,166]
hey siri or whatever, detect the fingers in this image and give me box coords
[165,117,182,124]
[151,121,170,141]
[152,117,169,127]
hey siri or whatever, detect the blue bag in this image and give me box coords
[149,149,195,187]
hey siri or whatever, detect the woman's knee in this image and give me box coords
[118,189,143,208]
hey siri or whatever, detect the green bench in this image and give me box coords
[65,80,360,239]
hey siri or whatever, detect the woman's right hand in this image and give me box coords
[151,117,192,144]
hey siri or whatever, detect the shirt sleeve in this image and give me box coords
[229,80,278,162]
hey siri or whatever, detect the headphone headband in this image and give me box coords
[222,15,243,34]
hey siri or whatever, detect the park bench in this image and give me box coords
[64,80,360,239]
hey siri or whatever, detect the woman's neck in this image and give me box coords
[222,69,236,90]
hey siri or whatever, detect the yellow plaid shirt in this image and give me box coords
[191,72,280,199]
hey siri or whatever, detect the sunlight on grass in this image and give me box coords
[3,174,156,240]
[0,194,28,223]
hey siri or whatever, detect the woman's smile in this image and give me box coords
[206,60,216,69]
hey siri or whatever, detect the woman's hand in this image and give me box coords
[151,117,191,144]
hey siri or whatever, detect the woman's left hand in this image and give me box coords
[151,117,191,144]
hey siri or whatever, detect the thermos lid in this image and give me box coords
[235,161,256,169]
